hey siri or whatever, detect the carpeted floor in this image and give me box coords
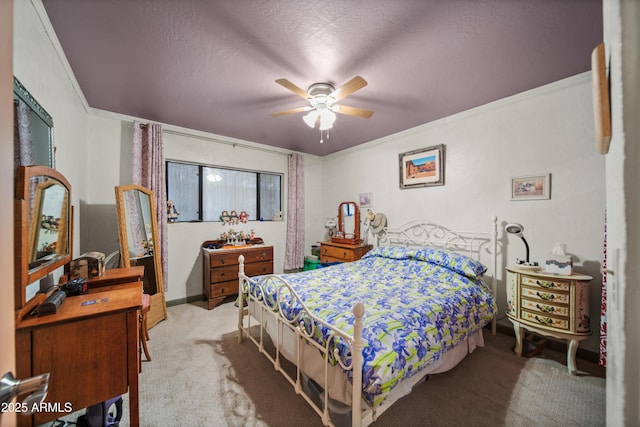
[45,300,605,427]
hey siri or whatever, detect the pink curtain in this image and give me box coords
[599,210,607,366]
[132,122,168,290]
[284,153,305,270]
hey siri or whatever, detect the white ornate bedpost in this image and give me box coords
[237,255,246,343]
[352,302,365,427]
[491,215,498,335]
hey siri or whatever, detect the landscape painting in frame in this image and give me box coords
[399,144,445,189]
[510,174,551,200]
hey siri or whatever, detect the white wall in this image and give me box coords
[322,74,606,353]
[13,0,89,259]
[603,0,640,425]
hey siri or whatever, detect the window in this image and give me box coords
[166,161,282,222]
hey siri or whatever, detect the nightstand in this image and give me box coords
[505,266,592,375]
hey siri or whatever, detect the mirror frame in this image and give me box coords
[331,201,361,245]
[14,77,54,168]
[15,165,72,310]
[115,184,167,328]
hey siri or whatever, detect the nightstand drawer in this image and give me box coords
[521,310,569,330]
[521,298,569,317]
[521,287,570,304]
[521,276,570,291]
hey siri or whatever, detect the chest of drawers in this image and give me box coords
[319,241,372,263]
[505,266,592,374]
[202,245,273,310]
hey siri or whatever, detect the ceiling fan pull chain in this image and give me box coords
[320,129,324,144]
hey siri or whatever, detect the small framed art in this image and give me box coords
[399,144,445,189]
[510,174,551,201]
[359,193,372,207]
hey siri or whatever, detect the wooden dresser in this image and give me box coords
[202,245,273,309]
[320,241,372,263]
[15,268,143,427]
[505,266,592,375]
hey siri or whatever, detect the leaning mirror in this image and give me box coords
[115,184,167,328]
[15,166,72,310]
[331,201,361,245]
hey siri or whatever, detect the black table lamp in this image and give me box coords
[505,223,530,264]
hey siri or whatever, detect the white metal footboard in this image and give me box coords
[237,257,366,427]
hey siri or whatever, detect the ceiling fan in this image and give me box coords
[271,76,374,136]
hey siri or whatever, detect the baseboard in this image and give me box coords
[493,322,599,364]
[166,294,205,307]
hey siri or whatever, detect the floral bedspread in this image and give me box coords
[247,246,497,407]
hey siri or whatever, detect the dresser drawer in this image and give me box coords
[521,298,569,317]
[208,280,239,298]
[521,310,569,330]
[209,260,273,283]
[321,245,354,261]
[208,246,273,267]
[521,286,570,304]
[521,275,570,291]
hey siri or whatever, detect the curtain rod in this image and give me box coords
[162,128,292,157]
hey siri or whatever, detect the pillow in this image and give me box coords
[362,245,411,260]
[414,247,487,280]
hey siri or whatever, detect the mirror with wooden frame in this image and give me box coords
[331,201,361,245]
[15,166,72,311]
[115,184,167,328]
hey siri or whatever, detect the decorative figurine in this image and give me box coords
[167,200,180,223]
[238,210,249,223]
[230,210,239,225]
[220,210,231,224]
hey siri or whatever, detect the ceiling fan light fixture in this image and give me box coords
[318,109,336,130]
[303,110,318,128]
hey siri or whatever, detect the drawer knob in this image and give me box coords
[536,280,554,288]
[536,303,555,313]
[534,315,553,326]
[220,272,225,277]
[536,291,555,301]
[220,259,225,264]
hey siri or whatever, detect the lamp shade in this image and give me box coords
[303,110,318,128]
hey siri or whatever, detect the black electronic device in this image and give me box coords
[60,277,88,296]
[36,289,66,316]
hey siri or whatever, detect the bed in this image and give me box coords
[236,217,498,427]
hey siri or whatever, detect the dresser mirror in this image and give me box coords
[115,184,167,328]
[15,166,72,310]
[331,201,361,244]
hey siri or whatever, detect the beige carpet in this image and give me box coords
[45,300,605,426]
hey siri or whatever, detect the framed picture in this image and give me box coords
[359,192,372,207]
[399,144,445,189]
[510,174,551,200]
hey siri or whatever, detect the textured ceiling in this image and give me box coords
[41,0,602,156]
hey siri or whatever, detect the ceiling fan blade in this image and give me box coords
[334,105,374,119]
[271,106,310,117]
[275,79,310,100]
[330,76,368,102]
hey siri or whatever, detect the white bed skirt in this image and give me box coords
[249,300,485,406]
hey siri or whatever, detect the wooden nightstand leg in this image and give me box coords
[513,323,524,356]
[567,338,579,375]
